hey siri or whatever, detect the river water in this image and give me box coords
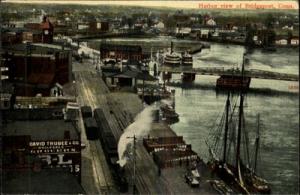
[91,37,299,194]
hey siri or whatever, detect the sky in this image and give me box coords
[2,0,299,10]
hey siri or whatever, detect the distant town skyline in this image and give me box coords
[3,0,299,10]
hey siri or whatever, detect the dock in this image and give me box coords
[73,58,221,194]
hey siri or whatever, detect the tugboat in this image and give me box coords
[206,58,271,194]
[216,54,251,91]
[160,103,179,124]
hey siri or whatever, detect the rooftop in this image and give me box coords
[100,43,142,52]
[2,169,84,194]
[2,119,80,140]
[2,43,71,55]
[102,65,157,81]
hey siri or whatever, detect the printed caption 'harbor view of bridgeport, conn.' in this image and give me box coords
[0,0,299,195]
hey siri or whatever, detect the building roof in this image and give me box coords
[31,43,71,50]
[3,43,70,55]
[40,20,54,30]
[144,136,185,146]
[100,44,142,52]
[2,169,85,194]
[2,119,79,140]
[154,148,198,163]
[102,65,157,81]
[1,27,26,33]
[191,24,221,30]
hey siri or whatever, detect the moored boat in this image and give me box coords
[163,41,181,67]
[216,54,251,91]
[207,53,271,194]
[181,52,193,67]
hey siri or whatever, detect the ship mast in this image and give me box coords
[223,91,230,162]
[236,53,246,183]
[254,113,260,172]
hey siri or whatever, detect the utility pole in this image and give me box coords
[0,0,3,182]
[0,0,3,91]
[127,135,137,194]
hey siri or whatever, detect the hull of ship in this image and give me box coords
[209,160,271,194]
[216,76,251,91]
[240,164,271,194]
[209,161,249,194]
[164,61,181,67]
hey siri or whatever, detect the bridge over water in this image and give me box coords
[158,66,299,81]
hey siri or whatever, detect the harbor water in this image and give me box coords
[91,37,299,194]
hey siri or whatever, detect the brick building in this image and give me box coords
[100,44,143,63]
[2,105,84,194]
[3,43,72,96]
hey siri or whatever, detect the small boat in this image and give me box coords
[160,104,179,123]
[185,174,200,187]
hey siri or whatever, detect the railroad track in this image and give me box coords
[75,71,115,193]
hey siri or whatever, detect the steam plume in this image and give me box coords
[117,105,156,167]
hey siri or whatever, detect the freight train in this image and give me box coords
[81,106,128,193]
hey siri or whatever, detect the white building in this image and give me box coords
[155,21,165,29]
[206,18,216,26]
[275,39,288,45]
[291,38,299,45]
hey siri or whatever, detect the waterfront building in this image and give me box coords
[1,104,83,194]
[100,44,143,63]
[3,43,72,96]
[101,65,157,89]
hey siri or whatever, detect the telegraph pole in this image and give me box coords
[0,0,3,189]
[127,135,137,194]
[0,0,3,91]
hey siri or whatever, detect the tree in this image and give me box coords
[264,14,275,29]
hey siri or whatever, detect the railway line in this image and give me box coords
[73,60,220,194]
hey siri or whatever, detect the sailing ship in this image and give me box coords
[206,53,271,194]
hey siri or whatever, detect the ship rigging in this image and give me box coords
[206,53,271,194]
